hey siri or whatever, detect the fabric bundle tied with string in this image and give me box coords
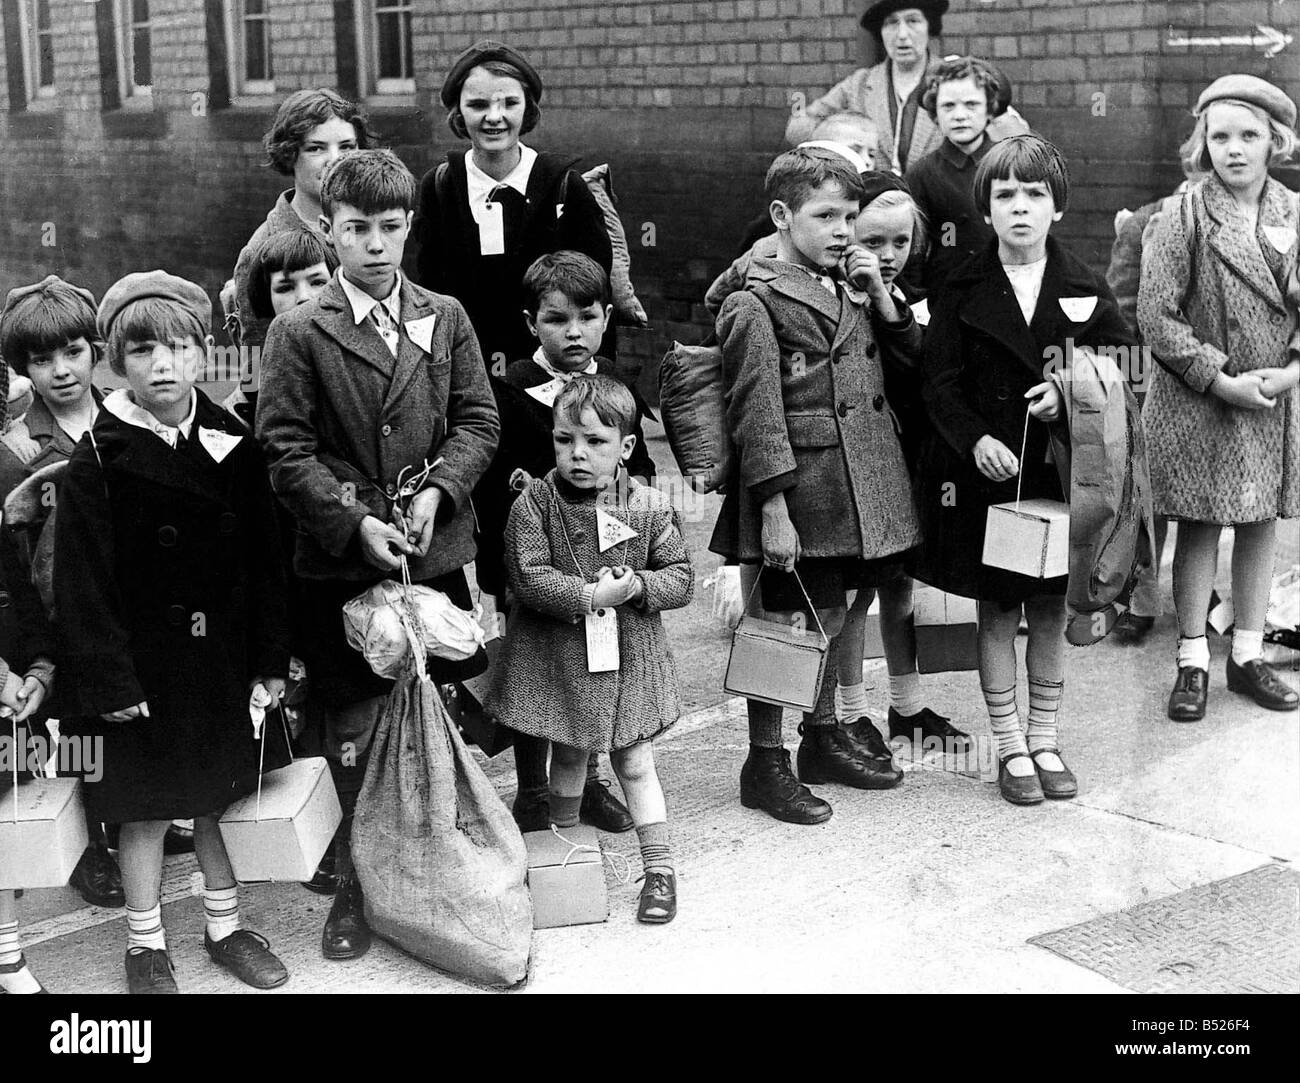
[981,404,1071,580]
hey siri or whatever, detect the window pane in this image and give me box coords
[246,0,266,13]
[132,0,150,24]
[133,27,151,87]
[36,0,51,32]
[376,9,411,81]
[245,22,269,82]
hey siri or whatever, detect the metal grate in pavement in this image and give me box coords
[1029,863,1300,994]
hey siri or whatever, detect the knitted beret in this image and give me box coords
[860,0,948,37]
[96,271,212,340]
[440,40,543,109]
[1194,74,1296,130]
[0,274,98,327]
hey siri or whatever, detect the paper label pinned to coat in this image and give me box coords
[525,377,566,408]
[405,314,436,354]
[1262,224,1295,254]
[910,297,931,326]
[585,608,619,672]
[198,427,242,463]
[1059,296,1098,322]
[476,201,505,255]
[595,507,639,552]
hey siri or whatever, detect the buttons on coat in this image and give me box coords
[385,482,397,497]
[0,591,11,609]
[1227,317,1240,332]
[995,385,1011,402]
[865,342,877,358]
[218,512,238,536]
[167,605,187,626]
[837,402,849,418]
[158,525,178,547]
[873,394,885,411]
[381,424,393,437]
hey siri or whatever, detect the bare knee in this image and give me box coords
[611,742,654,786]
[551,743,587,771]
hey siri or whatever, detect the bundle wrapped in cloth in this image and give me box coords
[343,578,486,678]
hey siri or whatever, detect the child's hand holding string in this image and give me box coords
[973,435,1019,483]
[402,487,443,557]
[1025,380,1063,422]
[12,675,48,723]
[359,515,414,571]
[102,702,150,723]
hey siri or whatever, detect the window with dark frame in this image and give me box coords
[242,0,273,86]
[374,0,412,92]
[119,0,153,97]
[33,0,53,91]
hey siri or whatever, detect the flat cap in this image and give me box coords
[1,274,97,325]
[96,271,212,340]
[1194,74,1296,130]
[861,0,948,36]
[440,40,543,109]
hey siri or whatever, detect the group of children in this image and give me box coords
[0,57,1295,995]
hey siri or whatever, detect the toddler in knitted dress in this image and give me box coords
[488,374,694,923]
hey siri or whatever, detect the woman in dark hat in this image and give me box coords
[786,2,1026,173]
[412,40,630,837]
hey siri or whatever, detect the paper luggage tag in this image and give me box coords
[595,507,639,553]
[1262,224,1295,254]
[1059,296,1098,322]
[585,607,620,672]
[909,297,931,326]
[198,427,242,463]
[477,201,505,255]
[405,314,436,354]
[525,377,567,408]
[555,203,565,219]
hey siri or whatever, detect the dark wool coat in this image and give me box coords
[1137,174,1299,524]
[0,527,56,792]
[474,356,656,596]
[53,391,292,822]
[709,257,923,564]
[905,138,995,292]
[255,272,499,584]
[915,236,1137,603]
[486,471,693,751]
[411,150,613,367]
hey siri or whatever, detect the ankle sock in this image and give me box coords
[126,903,166,952]
[636,821,674,874]
[0,923,39,993]
[1177,634,1211,671]
[1231,629,1263,666]
[888,671,924,718]
[834,681,870,721]
[549,793,582,828]
[981,685,1030,771]
[1026,677,1063,754]
[202,884,240,942]
[0,918,21,968]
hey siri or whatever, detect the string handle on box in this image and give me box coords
[8,716,15,824]
[252,703,296,823]
[550,823,633,885]
[1015,403,1032,511]
[741,565,829,645]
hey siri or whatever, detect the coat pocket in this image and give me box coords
[785,413,840,448]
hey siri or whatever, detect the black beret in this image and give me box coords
[440,40,543,110]
[861,0,949,36]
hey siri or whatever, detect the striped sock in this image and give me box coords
[636,821,674,874]
[1026,677,1064,754]
[202,885,240,942]
[549,794,582,828]
[981,685,1026,760]
[835,681,870,721]
[126,903,166,951]
[0,922,39,993]
[0,919,21,967]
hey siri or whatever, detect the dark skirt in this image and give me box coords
[751,553,913,615]
[296,568,488,707]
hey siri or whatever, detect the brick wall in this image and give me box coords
[0,0,1297,388]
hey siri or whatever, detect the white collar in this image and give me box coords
[103,388,198,448]
[532,346,597,382]
[338,270,403,326]
[465,143,538,211]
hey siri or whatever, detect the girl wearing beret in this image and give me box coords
[412,40,629,836]
[1138,75,1300,721]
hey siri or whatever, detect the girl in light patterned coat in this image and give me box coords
[488,375,694,924]
[1138,75,1299,722]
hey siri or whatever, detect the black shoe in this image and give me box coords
[797,723,903,790]
[580,777,635,833]
[886,706,973,751]
[1168,666,1208,722]
[163,823,195,855]
[740,747,833,824]
[637,870,677,924]
[0,954,47,994]
[205,929,289,989]
[1226,656,1299,711]
[69,842,125,909]
[301,849,338,896]
[124,947,178,994]
[322,876,371,961]
[511,785,550,833]
[997,754,1045,806]
[1113,612,1155,645]
[1028,747,1077,799]
[841,716,893,760]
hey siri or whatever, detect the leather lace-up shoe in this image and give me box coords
[1112,612,1155,645]
[205,930,288,989]
[70,842,125,908]
[887,706,972,751]
[842,716,893,760]
[322,876,371,961]
[637,870,677,924]
[1167,666,1208,722]
[740,747,832,824]
[511,785,550,833]
[125,947,178,994]
[797,723,903,790]
[302,849,338,896]
[580,777,635,833]
[1226,656,1299,711]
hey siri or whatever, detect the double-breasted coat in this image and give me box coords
[709,257,922,565]
[53,391,292,823]
[1137,173,1299,524]
[915,237,1137,603]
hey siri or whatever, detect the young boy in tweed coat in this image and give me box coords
[711,146,923,825]
[488,375,693,924]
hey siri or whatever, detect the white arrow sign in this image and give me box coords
[1166,24,1292,57]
